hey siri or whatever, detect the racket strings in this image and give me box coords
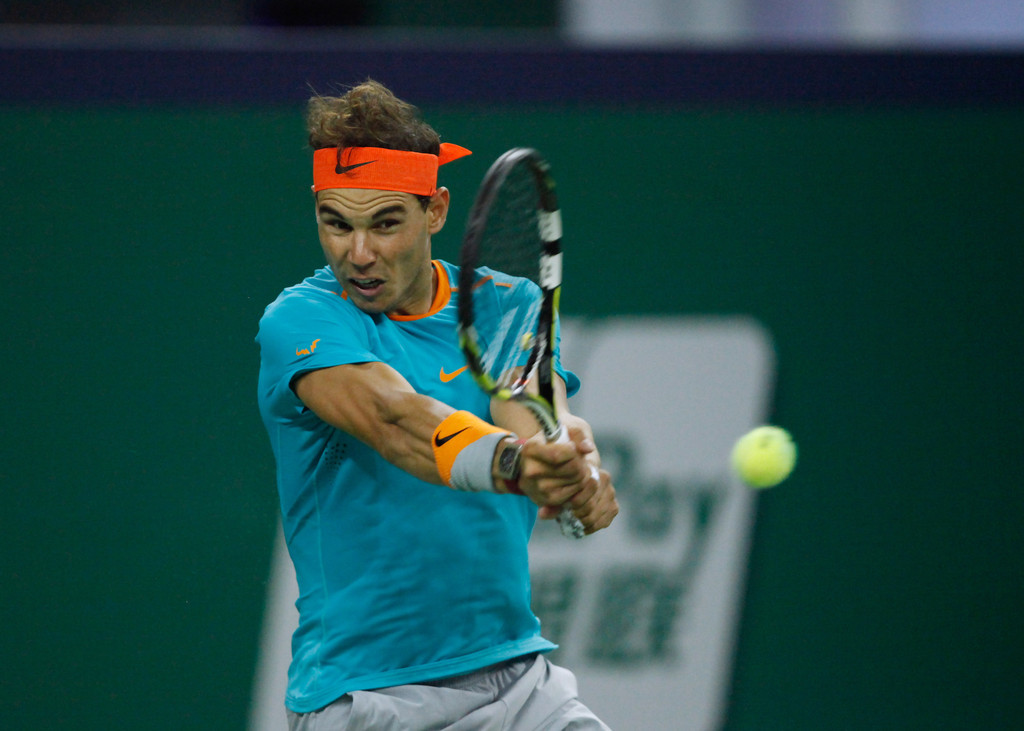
[478,298,542,389]
[475,164,543,284]
[470,160,545,391]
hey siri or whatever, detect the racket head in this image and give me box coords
[457,148,584,539]
[457,148,563,437]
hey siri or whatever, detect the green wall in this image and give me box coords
[2,104,1022,728]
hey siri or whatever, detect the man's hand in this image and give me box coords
[516,428,619,535]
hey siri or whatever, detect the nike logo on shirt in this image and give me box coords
[439,366,468,383]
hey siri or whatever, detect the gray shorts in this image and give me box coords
[286,654,610,731]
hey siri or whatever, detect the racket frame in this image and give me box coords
[457,148,585,539]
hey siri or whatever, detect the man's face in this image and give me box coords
[315,187,449,316]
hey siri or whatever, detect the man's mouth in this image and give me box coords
[350,277,385,295]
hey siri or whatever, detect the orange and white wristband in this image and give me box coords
[432,410,512,492]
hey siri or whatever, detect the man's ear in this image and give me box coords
[427,187,451,234]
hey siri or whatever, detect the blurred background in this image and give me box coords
[0,0,1023,45]
[0,0,1022,45]
[2,2,1022,729]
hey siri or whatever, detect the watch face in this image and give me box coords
[499,444,521,479]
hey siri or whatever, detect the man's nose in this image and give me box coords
[348,231,375,267]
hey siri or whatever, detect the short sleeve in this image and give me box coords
[256,287,378,421]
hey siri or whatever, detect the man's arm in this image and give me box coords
[294,361,451,483]
[293,362,595,505]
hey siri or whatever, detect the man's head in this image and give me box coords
[307,80,444,211]
[305,80,470,316]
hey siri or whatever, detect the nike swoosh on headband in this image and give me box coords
[335,160,376,174]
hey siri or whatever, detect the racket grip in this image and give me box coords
[550,424,588,539]
[558,506,586,539]
[556,463,598,540]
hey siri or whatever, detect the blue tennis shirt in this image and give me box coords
[256,260,577,713]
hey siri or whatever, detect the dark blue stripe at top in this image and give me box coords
[1,28,1022,105]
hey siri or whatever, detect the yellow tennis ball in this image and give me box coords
[731,426,797,488]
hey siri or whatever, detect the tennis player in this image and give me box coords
[256,80,618,729]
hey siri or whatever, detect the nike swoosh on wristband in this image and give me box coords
[434,427,469,447]
[439,366,468,383]
[335,160,376,174]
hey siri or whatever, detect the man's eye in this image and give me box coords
[377,219,401,231]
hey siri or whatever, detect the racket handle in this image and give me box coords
[558,505,586,539]
[552,425,592,540]
[558,465,600,538]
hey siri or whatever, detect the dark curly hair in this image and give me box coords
[306,79,441,155]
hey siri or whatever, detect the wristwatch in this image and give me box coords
[496,438,527,494]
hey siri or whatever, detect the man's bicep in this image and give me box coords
[293,361,415,443]
[294,361,455,483]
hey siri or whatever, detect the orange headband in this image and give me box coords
[312,143,472,196]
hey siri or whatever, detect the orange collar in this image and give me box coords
[389,261,450,320]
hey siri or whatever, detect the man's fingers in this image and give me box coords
[567,425,596,455]
[523,435,581,465]
[562,465,600,508]
[519,441,609,519]
[521,444,589,485]
[536,466,618,534]
[570,468,619,532]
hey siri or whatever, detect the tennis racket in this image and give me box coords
[457,147,587,540]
